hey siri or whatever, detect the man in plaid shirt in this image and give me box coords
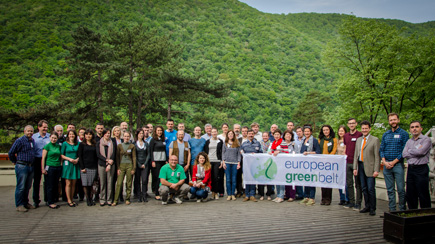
[380,113,409,211]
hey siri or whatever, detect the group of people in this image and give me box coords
[9,113,432,216]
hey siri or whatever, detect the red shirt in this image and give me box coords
[192,165,212,189]
[343,130,363,164]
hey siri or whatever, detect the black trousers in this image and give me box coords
[346,163,362,205]
[151,161,166,196]
[406,164,431,209]
[236,161,244,195]
[211,161,225,194]
[137,164,151,199]
[258,185,273,197]
[32,157,46,204]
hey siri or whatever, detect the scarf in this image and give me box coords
[304,136,314,152]
[320,137,334,153]
[99,138,113,161]
[271,138,283,151]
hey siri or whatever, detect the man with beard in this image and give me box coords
[380,113,409,211]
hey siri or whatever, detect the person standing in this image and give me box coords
[380,113,409,211]
[113,132,136,206]
[299,125,321,206]
[217,123,229,141]
[402,121,432,209]
[241,129,263,202]
[189,127,206,178]
[294,126,305,200]
[251,122,263,142]
[336,125,349,205]
[61,130,81,207]
[319,125,337,205]
[222,130,241,201]
[149,126,167,200]
[169,130,191,194]
[78,129,99,206]
[135,129,151,202]
[201,124,212,140]
[9,125,36,212]
[178,123,191,142]
[165,119,178,157]
[96,128,116,206]
[286,121,298,141]
[204,128,224,199]
[95,123,104,143]
[233,124,242,139]
[343,118,363,211]
[269,124,278,142]
[235,126,249,198]
[41,133,62,209]
[258,131,273,201]
[32,120,50,208]
[353,121,380,216]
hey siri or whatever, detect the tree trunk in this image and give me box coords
[167,100,172,120]
[136,92,143,129]
[97,70,104,123]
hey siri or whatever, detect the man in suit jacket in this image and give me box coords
[353,120,380,216]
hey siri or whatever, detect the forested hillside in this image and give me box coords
[1,0,434,135]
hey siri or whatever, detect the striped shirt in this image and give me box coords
[380,127,409,162]
[8,135,36,163]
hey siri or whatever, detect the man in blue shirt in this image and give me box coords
[380,113,409,211]
[165,119,177,157]
[9,125,36,212]
[32,120,50,208]
[241,129,263,202]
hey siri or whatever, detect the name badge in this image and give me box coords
[127,149,131,153]
[165,137,168,140]
[340,143,344,147]
[327,142,332,146]
[177,172,181,177]
[415,144,422,149]
[305,143,309,146]
[240,150,244,154]
[394,135,400,139]
[64,160,69,166]
[171,172,174,176]
[255,147,259,150]
[185,148,189,151]
[351,138,357,141]
[163,142,166,145]
[45,166,49,171]
[30,143,33,148]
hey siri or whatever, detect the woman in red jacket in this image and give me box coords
[190,152,212,202]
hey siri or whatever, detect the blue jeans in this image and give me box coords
[225,164,237,196]
[190,187,208,199]
[359,162,376,211]
[276,185,285,198]
[15,163,34,207]
[46,166,62,205]
[304,186,316,199]
[245,184,256,197]
[339,185,349,201]
[383,162,405,211]
[296,186,304,199]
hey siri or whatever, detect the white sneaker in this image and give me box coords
[196,199,201,203]
[162,201,167,205]
[174,197,183,204]
[215,194,219,200]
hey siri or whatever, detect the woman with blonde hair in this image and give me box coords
[190,152,212,202]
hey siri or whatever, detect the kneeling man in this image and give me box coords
[159,155,190,205]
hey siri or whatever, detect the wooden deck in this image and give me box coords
[0,185,391,243]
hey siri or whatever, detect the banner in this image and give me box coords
[242,153,347,189]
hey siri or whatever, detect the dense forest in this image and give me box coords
[1,0,434,145]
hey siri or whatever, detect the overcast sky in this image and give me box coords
[239,0,435,23]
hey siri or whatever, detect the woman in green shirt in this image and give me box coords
[41,133,62,209]
[61,130,80,207]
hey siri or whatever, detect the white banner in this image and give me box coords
[242,153,347,189]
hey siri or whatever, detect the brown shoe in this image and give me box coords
[125,201,131,205]
[16,206,28,212]
[243,197,249,202]
[249,196,258,202]
[25,204,35,209]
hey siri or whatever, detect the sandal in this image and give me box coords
[68,202,76,207]
[49,204,60,209]
[155,196,161,200]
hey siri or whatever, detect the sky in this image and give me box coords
[239,0,435,23]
